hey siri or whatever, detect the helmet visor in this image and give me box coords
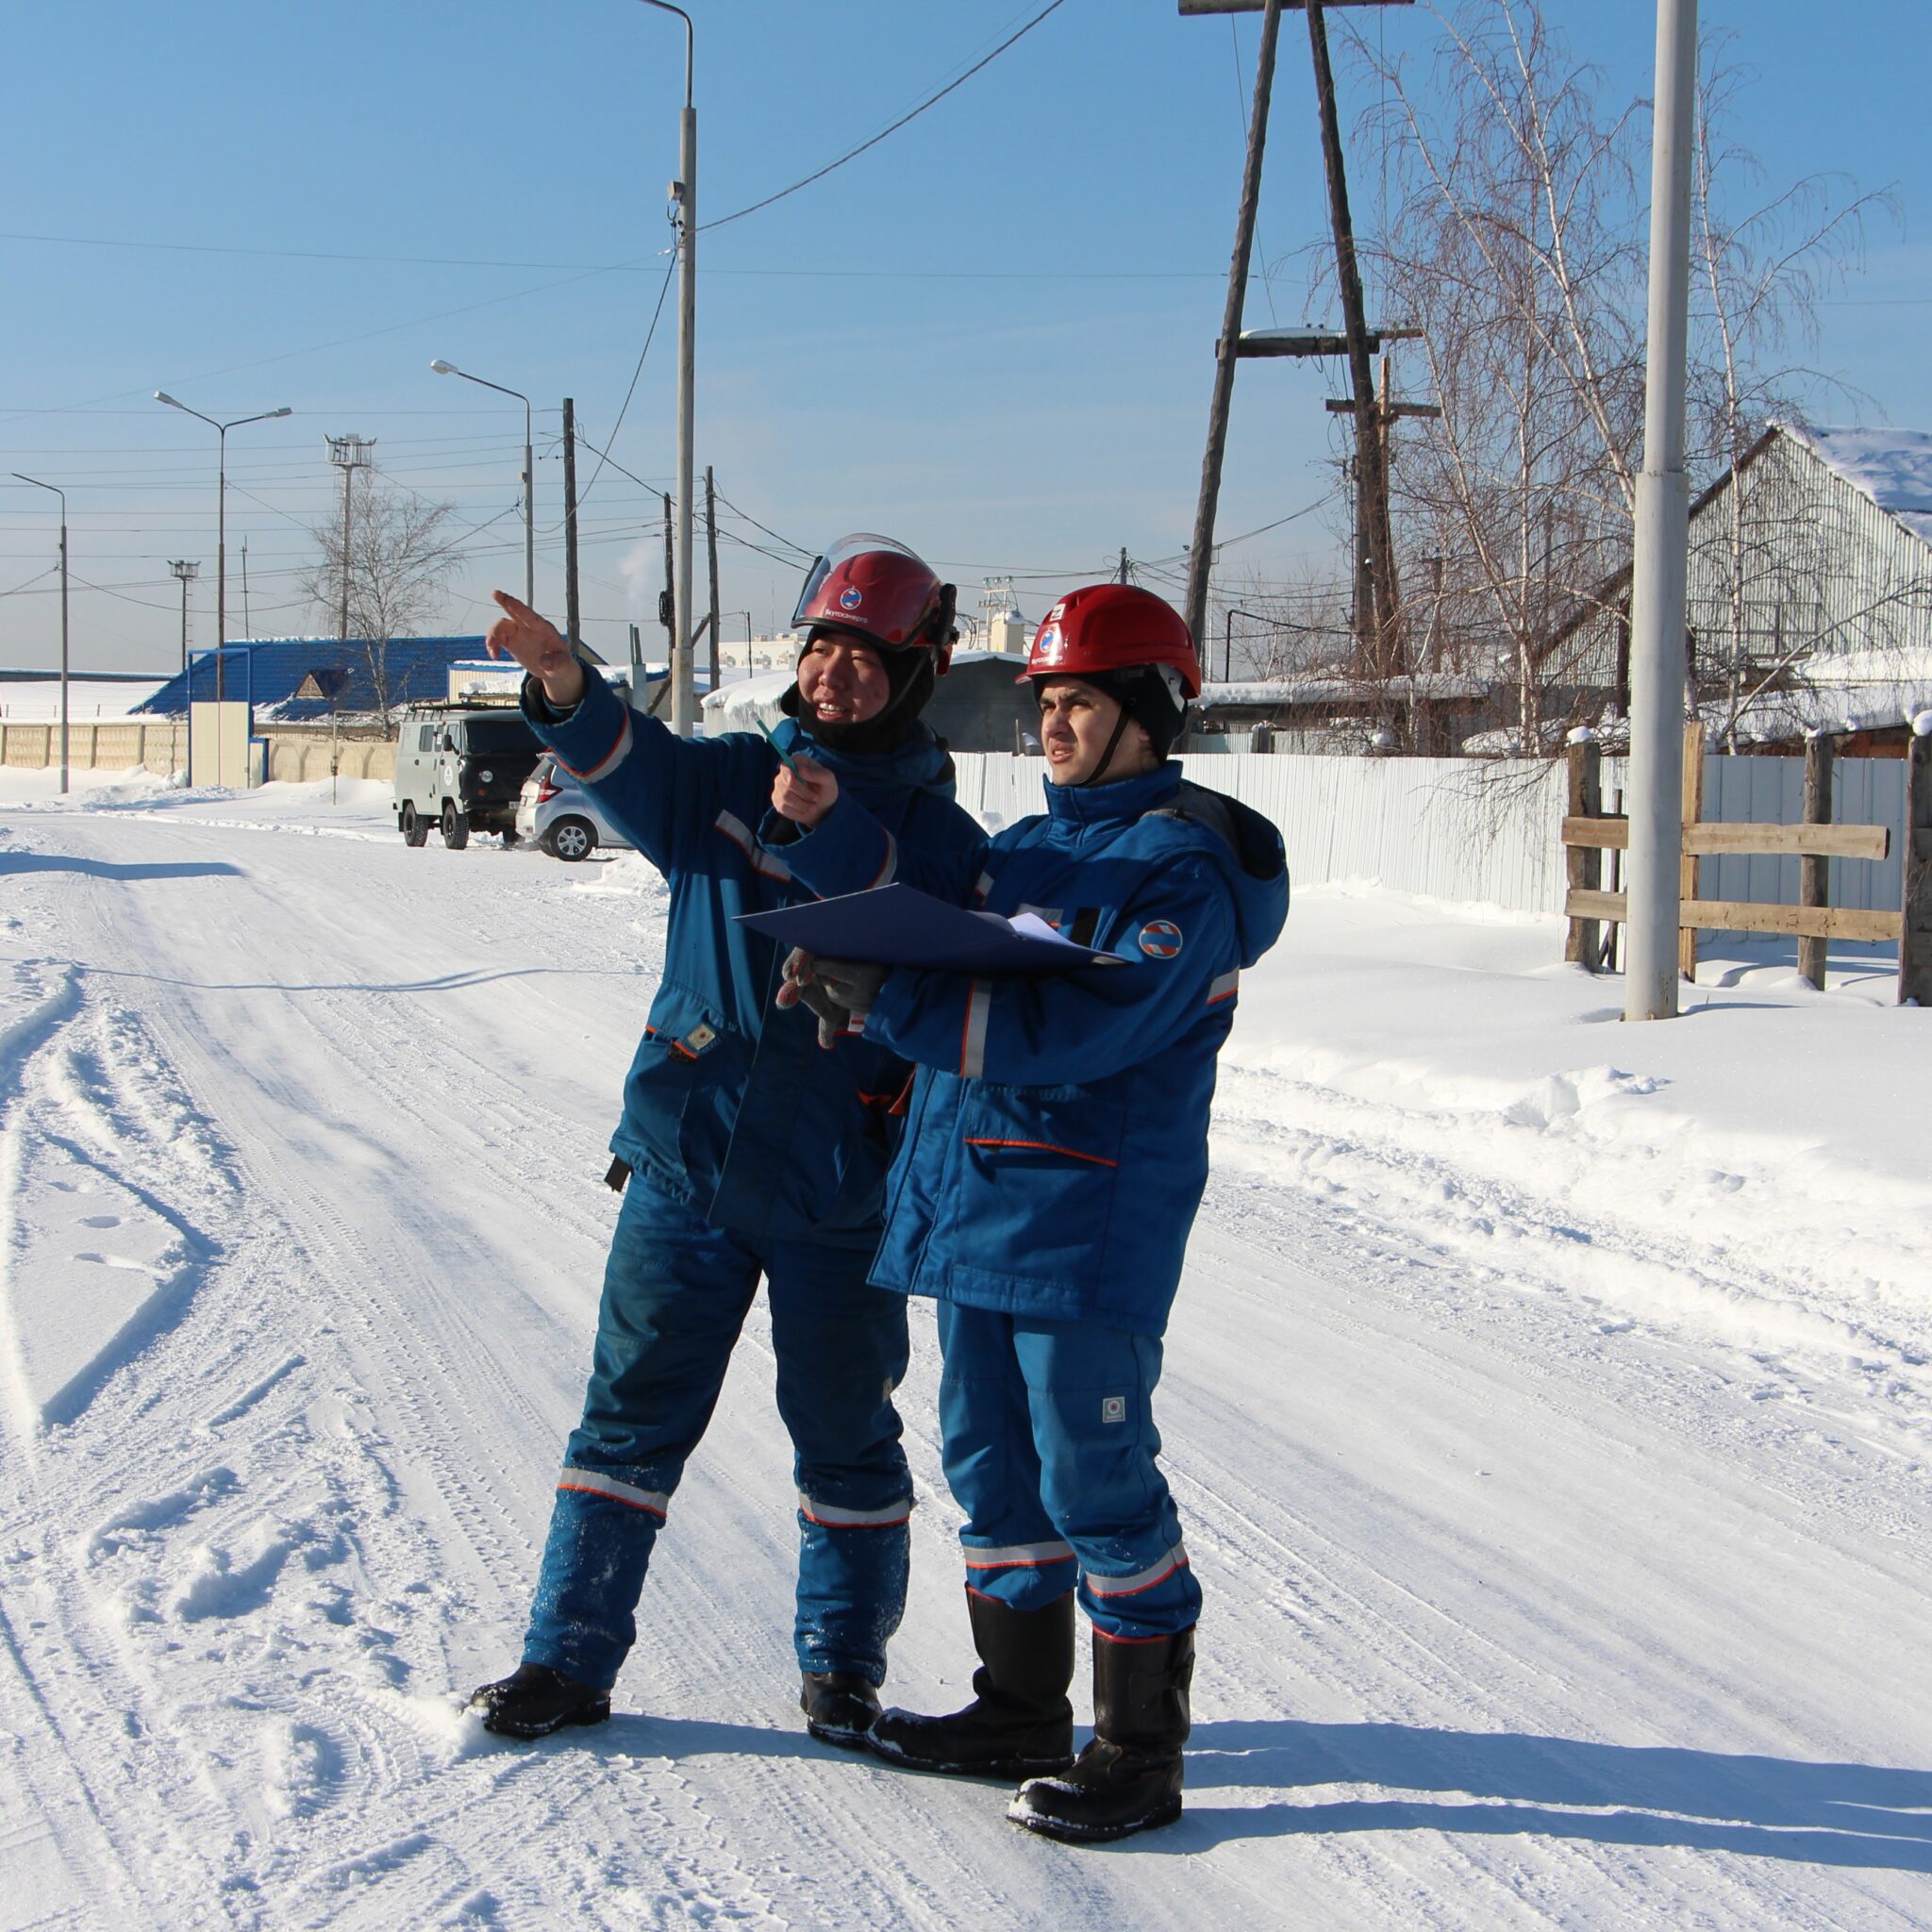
[791,532,926,630]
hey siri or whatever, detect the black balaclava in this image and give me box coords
[781,625,936,756]
[1052,666,1187,786]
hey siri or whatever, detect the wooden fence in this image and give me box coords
[1562,724,1932,1004]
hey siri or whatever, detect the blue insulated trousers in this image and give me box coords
[934,1304,1201,1641]
[523,1174,913,1691]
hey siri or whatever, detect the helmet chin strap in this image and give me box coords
[1076,706,1135,788]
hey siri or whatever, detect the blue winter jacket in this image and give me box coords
[522,671,984,1246]
[775,762,1290,1334]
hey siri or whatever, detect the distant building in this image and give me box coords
[134,635,608,724]
[1546,423,1932,752]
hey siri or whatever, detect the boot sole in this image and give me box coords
[805,1719,878,1751]
[1007,1792,1183,1844]
[477,1697,611,1740]
[865,1733,1077,1782]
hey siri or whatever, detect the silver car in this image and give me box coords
[515,755,632,860]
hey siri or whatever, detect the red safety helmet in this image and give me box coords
[1019,583,1203,699]
[793,533,957,654]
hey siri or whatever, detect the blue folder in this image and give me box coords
[736,883,1124,975]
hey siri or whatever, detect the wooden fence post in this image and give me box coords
[1565,737,1603,969]
[1902,725,1932,1007]
[1679,719,1706,983]
[1798,732,1835,991]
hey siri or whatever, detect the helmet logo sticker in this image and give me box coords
[1034,625,1063,664]
[840,587,863,610]
[1047,600,1066,621]
[1138,920,1184,959]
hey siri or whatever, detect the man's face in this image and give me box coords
[1036,676,1150,786]
[797,629,891,726]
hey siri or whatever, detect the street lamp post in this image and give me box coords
[154,394,291,699]
[640,0,697,737]
[430,360,534,608]
[12,473,69,793]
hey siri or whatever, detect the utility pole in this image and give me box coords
[660,491,675,667]
[1624,0,1699,1023]
[326,437,373,672]
[1179,0,1414,657]
[241,537,251,639]
[1307,0,1396,679]
[563,398,582,653]
[1184,0,1284,651]
[12,474,69,793]
[640,1,698,737]
[705,466,722,714]
[170,560,200,680]
[1118,547,1131,585]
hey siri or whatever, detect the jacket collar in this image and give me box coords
[1041,760,1181,829]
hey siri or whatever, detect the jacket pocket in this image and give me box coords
[622,983,742,1187]
[953,1090,1125,1291]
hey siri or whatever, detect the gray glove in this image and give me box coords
[777,947,889,1050]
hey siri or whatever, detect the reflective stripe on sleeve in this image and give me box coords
[713,809,794,883]
[558,710,634,785]
[797,1491,913,1528]
[868,827,900,891]
[1083,1541,1189,1597]
[962,1540,1075,1570]
[974,871,995,901]
[1206,969,1241,1006]
[958,978,991,1078]
[557,1467,669,1517]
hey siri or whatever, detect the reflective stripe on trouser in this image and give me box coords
[933,1303,1201,1641]
[523,1172,912,1689]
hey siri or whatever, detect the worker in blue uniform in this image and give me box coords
[466,536,984,1747]
[770,583,1289,1841]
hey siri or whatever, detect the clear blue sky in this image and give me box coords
[3,0,1927,675]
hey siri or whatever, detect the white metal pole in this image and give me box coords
[1624,0,1699,1022]
[672,101,697,738]
[58,509,69,794]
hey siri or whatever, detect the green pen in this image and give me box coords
[757,717,800,772]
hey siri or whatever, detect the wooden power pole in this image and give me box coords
[705,466,722,708]
[1178,0,1415,660]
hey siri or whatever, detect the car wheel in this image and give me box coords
[545,816,596,862]
[441,800,470,850]
[401,802,428,847]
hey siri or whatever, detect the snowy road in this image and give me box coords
[2,776,1928,1930]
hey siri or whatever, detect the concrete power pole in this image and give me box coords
[1624,0,1700,1023]
[563,398,581,653]
[705,466,722,715]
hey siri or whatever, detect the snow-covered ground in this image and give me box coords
[0,678,166,721]
[2,767,1929,1930]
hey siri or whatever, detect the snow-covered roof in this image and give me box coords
[1783,424,1932,546]
[1199,672,1492,706]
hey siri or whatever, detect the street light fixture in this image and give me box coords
[154,392,291,699]
[430,359,534,608]
[638,0,697,737]
[11,473,70,793]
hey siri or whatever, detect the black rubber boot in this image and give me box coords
[468,1662,611,1740]
[867,1591,1076,1780]
[801,1671,881,1748]
[1008,1626,1193,1843]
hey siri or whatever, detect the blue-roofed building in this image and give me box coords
[133,636,606,724]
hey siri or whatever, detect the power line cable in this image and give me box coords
[577,254,679,512]
[702,0,1072,233]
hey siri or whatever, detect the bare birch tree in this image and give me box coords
[299,472,459,721]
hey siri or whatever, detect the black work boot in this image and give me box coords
[1008,1626,1193,1843]
[867,1591,1077,1780]
[468,1662,611,1740]
[801,1671,881,1748]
